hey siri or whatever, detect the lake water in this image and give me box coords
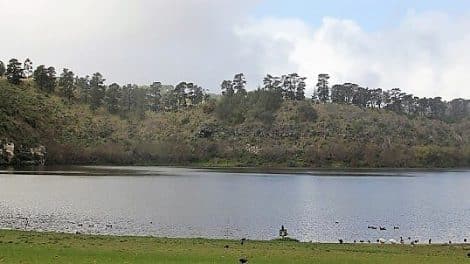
[0,166,469,243]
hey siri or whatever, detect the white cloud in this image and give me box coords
[237,12,470,99]
[0,1,469,99]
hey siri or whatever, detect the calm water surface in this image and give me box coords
[1,166,469,243]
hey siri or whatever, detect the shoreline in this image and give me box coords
[0,229,469,264]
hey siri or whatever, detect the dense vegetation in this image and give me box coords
[1,58,470,167]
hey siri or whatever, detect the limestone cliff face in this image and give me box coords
[0,141,15,165]
[0,140,46,166]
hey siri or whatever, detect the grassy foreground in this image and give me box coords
[0,230,469,263]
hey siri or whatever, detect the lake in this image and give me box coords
[0,166,469,243]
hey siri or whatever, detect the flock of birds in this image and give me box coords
[335,222,469,246]
[7,217,470,263]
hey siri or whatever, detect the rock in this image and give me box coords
[29,145,47,165]
[0,140,15,164]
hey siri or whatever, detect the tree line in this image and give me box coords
[1,58,468,122]
[0,58,209,117]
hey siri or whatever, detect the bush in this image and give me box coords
[296,101,317,122]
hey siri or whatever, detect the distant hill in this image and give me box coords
[1,79,469,168]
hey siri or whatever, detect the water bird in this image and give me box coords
[335,221,339,224]
[389,239,397,244]
[77,223,83,227]
[224,245,229,249]
[467,252,470,258]
[400,237,404,244]
[464,238,467,243]
[240,238,246,245]
[338,239,343,244]
[367,240,371,244]
[359,240,364,243]
[368,225,377,230]
[106,224,113,228]
[393,226,399,230]
[449,240,452,244]
[239,257,248,263]
[353,240,357,243]
[378,238,386,244]
[428,239,432,244]
[414,239,419,244]
[379,227,386,231]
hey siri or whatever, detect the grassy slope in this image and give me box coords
[1,79,470,167]
[0,230,469,264]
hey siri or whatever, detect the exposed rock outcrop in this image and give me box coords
[0,140,47,166]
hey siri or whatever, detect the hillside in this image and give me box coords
[1,79,470,168]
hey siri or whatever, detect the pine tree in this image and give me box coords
[6,59,24,85]
[58,68,75,101]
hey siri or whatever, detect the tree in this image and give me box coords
[233,73,247,95]
[89,72,106,110]
[221,80,234,97]
[263,74,282,93]
[295,76,306,100]
[187,83,205,105]
[316,73,330,103]
[58,68,75,101]
[105,83,121,114]
[76,76,91,104]
[6,59,24,85]
[147,82,162,111]
[33,65,56,92]
[120,84,134,112]
[174,82,188,108]
[0,60,5,77]
[23,58,33,78]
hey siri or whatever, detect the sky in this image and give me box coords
[1,0,469,99]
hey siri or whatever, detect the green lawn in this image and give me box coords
[0,230,469,263]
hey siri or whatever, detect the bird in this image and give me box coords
[106,224,113,228]
[368,225,377,230]
[467,252,470,258]
[240,238,246,245]
[239,257,248,263]
[393,226,399,230]
[338,239,343,244]
[224,245,229,249]
[449,240,452,244]
[428,239,432,244]
[360,240,364,243]
[335,221,339,224]
[379,227,386,231]
[464,238,467,243]
[400,237,404,244]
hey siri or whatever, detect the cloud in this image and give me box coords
[1,1,469,99]
[236,11,470,99]
[0,0,268,89]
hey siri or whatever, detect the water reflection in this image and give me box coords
[0,166,469,243]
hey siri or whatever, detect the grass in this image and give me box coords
[0,230,469,263]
